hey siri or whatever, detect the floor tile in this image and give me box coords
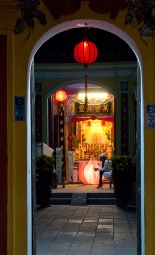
[36,203,137,255]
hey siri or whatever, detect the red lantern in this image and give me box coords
[73,24,98,108]
[55,90,67,102]
[74,40,98,68]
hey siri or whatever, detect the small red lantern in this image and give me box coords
[74,40,98,68]
[55,90,67,102]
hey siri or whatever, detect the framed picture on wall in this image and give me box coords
[121,82,128,90]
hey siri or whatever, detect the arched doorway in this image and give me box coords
[28,20,144,255]
[47,82,116,184]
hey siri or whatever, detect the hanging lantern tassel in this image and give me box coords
[85,74,88,109]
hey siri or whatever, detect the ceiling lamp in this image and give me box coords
[55,90,67,102]
[73,23,98,108]
[76,93,113,105]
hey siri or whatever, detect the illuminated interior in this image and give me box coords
[69,119,114,160]
[66,90,114,184]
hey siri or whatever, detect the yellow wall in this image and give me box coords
[1,1,155,254]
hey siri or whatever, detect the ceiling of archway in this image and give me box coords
[34,27,137,94]
[34,28,136,63]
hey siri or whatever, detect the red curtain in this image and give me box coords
[70,116,114,122]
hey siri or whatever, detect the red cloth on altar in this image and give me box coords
[70,116,114,122]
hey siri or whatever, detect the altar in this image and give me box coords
[68,119,114,162]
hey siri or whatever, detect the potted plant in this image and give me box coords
[36,154,57,207]
[111,155,135,208]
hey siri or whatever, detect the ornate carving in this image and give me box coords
[42,0,124,20]
[14,0,155,40]
[125,0,155,39]
[14,0,47,34]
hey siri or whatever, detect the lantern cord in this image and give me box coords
[83,23,89,40]
[85,74,88,109]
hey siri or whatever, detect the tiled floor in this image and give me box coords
[36,204,137,255]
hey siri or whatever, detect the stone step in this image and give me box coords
[87,193,115,198]
[71,193,87,206]
[87,193,116,205]
[50,193,72,205]
[87,197,116,205]
[50,192,117,205]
